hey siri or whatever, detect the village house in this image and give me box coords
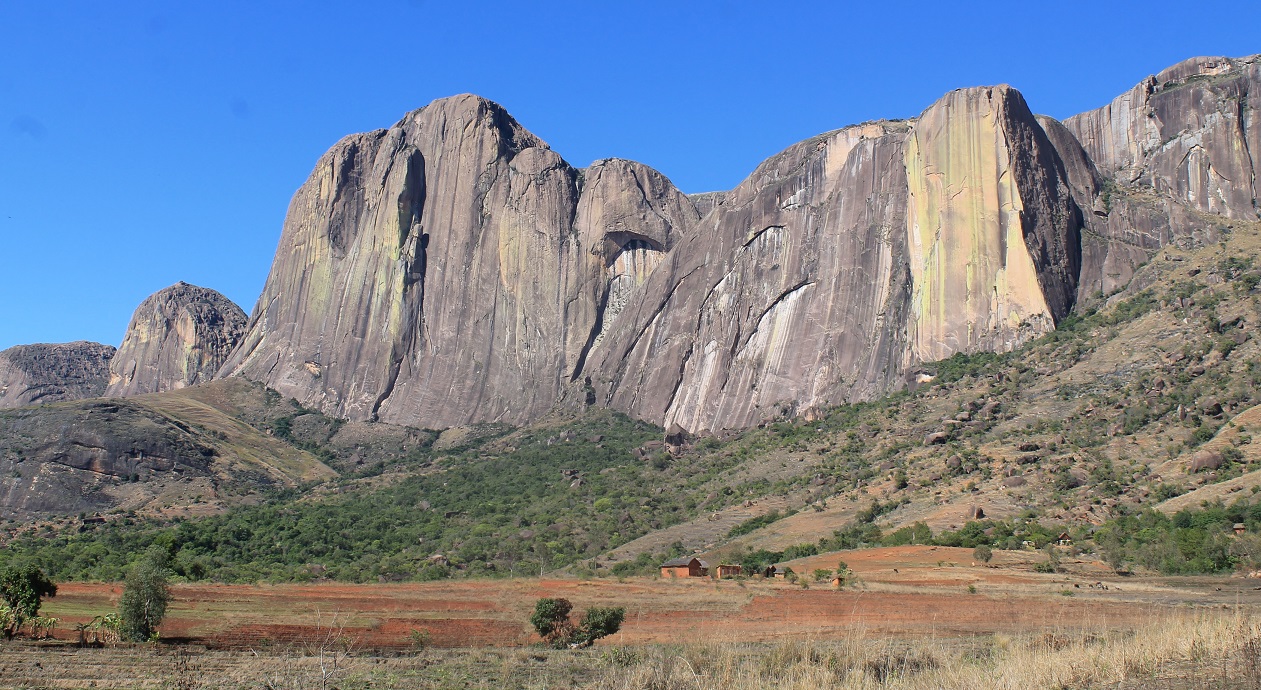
[1235,523,1247,535]
[764,565,790,578]
[1056,532,1073,546]
[660,557,708,578]
[714,564,742,578]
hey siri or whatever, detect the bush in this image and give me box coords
[577,606,625,646]
[529,597,575,647]
[973,544,993,564]
[119,548,171,642]
[529,598,625,648]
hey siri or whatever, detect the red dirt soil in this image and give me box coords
[41,546,1256,650]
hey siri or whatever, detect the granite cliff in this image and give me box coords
[588,86,1083,431]
[218,95,699,427]
[10,55,1253,435]
[106,282,247,397]
[212,55,1259,433]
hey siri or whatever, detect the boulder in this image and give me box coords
[1188,449,1224,473]
[664,423,690,447]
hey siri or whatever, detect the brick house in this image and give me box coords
[660,557,708,578]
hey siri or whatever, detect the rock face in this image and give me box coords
[219,95,697,427]
[0,380,338,519]
[574,158,700,352]
[106,282,247,397]
[219,55,1260,432]
[589,86,1082,431]
[1065,55,1260,222]
[0,342,115,408]
[902,86,1080,363]
[0,399,217,515]
[1053,55,1259,297]
[587,121,914,431]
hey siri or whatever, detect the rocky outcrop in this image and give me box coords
[0,342,115,408]
[1065,55,1259,221]
[106,282,246,397]
[0,380,338,519]
[1038,55,1261,300]
[574,158,700,353]
[589,86,1084,432]
[220,95,695,427]
[0,399,218,515]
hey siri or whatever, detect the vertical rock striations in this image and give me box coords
[0,342,115,408]
[1036,55,1261,299]
[589,87,1083,432]
[1065,55,1259,222]
[106,282,246,397]
[587,122,915,432]
[213,54,1259,432]
[219,95,695,427]
[903,86,1080,363]
[573,158,700,357]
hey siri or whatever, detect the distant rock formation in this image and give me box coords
[1054,55,1260,297]
[213,55,1259,432]
[1065,55,1259,222]
[0,341,115,408]
[106,282,246,397]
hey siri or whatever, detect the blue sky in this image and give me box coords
[1,1,1258,350]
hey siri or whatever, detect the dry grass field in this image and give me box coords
[2,546,1259,689]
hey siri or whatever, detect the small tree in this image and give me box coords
[575,606,625,648]
[0,565,57,639]
[973,544,993,564]
[529,598,576,647]
[119,548,171,642]
[529,598,625,648]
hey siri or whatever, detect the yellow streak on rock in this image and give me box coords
[905,87,1053,363]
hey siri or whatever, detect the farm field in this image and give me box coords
[36,546,1260,649]
[3,546,1259,689]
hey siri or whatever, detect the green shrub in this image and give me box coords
[529,598,624,648]
[577,606,625,646]
[529,597,575,647]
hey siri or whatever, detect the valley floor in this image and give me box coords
[2,546,1259,688]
